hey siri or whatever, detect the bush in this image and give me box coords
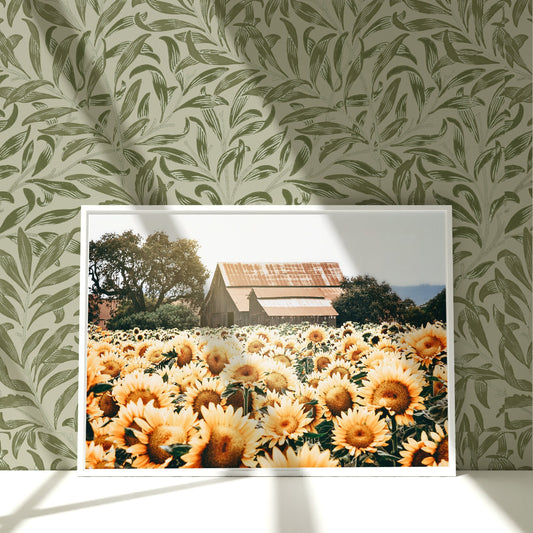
[107,304,199,331]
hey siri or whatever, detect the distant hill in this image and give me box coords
[391,284,445,305]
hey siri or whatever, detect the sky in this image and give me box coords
[87,208,449,287]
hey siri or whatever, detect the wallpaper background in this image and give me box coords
[0,0,530,470]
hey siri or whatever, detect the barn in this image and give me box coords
[200,262,344,327]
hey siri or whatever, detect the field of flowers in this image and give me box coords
[85,321,449,470]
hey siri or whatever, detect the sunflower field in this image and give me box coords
[85,321,449,470]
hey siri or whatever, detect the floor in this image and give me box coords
[0,471,531,532]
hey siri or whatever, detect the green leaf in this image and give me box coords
[505,206,532,234]
[17,227,32,285]
[95,0,127,41]
[114,34,150,85]
[26,208,79,230]
[0,395,36,409]
[325,174,394,203]
[31,284,79,323]
[38,431,76,460]
[235,192,273,205]
[372,33,408,84]
[288,181,348,199]
[4,81,52,107]
[0,128,30,160]
[34,0,78,30]
[252,131,285,163]
[52,34,77,87]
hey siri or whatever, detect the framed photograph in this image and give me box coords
[78,205,455,476]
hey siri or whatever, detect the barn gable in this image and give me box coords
[201,262,344,327]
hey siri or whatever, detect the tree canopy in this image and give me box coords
[89,230,208,312]
[333,275,407,324]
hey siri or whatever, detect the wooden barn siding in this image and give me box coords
[201,268,242,327]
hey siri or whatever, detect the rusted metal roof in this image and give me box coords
[258,297,338,317]
[219,262,344,288]
[226,287,252,312]
[252,287,342,299]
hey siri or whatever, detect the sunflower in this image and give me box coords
[219,353,266,386]
[121,356,149,376]
[127,406,198,468]
[263,360,298,393]
[324,360,354,380]
[97,390,120,418]
[181,404,261,468]
[89,418,115,451]
[432,364,447,396]
[264,346,294,367]
[85,441,115,469]
[293,384,323,431]
[305,325,327,344]
[134,340,152,358]
[401,324,447,367]
[257,443,338,468]
[118,341,137,357]
[184,378,226,418]
[144,343,168,365]
[113,370,172,408]
[254,327,272,343]
[99,352,126,379]
[87,351,106,391]
[374,338,399,353]
[421,422,449,466]
[107,399,149,447]
[313,353,333,373]
[91,342,114,358]
[245,333,267,354]
[360,349,396,370]
[317,374,358,420]
[398,435,431,467]
[306,371,324,389]
[168,336,198,367]
[260,397,312,448]
[359,361,425,425]
[332,408,390,457]
[201,339,239,377]
[339,335,363,354]
[253,389,284,415]
[169,362,208,391]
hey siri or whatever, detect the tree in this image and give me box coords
[333,275,408,324]
[89,230,208,313]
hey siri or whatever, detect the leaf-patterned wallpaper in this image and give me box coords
[0,0,531,470]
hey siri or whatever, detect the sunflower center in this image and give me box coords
[435,437,449,464]
[234,364,260,383]
[373,381,411,414]
[137,345,149,357]
[102,360,121,378]
[93,435,113,451]
[206,352,228,375]
[329,366,350,379]
[325,386,353,416]
[411,447,432,466]
[344,340,355,350]
[125,390,161,408]
[248,341,264,353]
[193,390,221,415]
[310,332,323,342]
[416,336,441,356]
[177,346,193,367]
[316,356,330,371]
[273,355,291,367]
[307,378,320,388]
[124,421,142,446]
[265,372,289,392]
[99,391,119,417]
[277,417,299,435]
[146,425,178,464]
[201,427,245,468]
[348,349,363,362]
[345,423,374,449]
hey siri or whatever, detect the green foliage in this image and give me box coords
[107,303,199,331]
[0,0,529,470]
[333,275,408,324]
[89,230,208,312]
